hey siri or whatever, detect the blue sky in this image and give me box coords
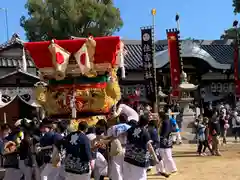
[0,0,238,43]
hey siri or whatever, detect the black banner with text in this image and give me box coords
[141,28,156,102]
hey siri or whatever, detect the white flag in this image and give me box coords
[74,43,91,74]
[48,43,70,80]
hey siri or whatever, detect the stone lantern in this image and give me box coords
[178,71,198,141]
[158,86,167,112]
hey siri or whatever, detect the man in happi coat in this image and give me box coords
[38,119,63,180]
[53,121,93,180]
[2,126,23,180]
[51,121,68,180]
[123,115,159,180]
[18,132,33,180]
[107,114,129,180]
[147,120,169,178]
[159,113,177,174]
[114,99,139,122]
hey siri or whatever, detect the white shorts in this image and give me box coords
[123,161,147,180]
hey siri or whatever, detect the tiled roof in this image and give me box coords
[0,57,35,67]
[123,40,165,70]
[0,33,22,51]
[200,45,234,65]
[123,39,235,70]
[0,34,35,68]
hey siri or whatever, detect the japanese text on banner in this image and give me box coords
[141,28,156,101]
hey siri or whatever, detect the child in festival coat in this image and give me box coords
[196,117,213,156]
[170,115,182,144]
[202,118,213,155]
[222,113,230,144]
[209,115,221,156]
[196,119,206,156]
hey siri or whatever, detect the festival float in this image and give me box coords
[24,36,125,127]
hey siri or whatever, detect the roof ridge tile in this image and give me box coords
[0,33,23,51]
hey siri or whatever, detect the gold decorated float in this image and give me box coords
[69,116,106,130]
[24,36,125,124]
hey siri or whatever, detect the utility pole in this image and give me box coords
[0,8,9,40]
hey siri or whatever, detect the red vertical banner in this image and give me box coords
[166,30,181,97]
[234,41,240,97]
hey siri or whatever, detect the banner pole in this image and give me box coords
[233,20,239,107]
[151,8,158,113]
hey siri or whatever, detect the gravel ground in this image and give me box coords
[147,142,240,180]
[103,141,240,179]
[1,140,240,180]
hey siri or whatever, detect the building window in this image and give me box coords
[121,85,146,97]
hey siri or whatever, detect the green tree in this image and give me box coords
[221,28,239,39]
[233,0,240,13]
[221,1,240,39]
[20,0,123,41]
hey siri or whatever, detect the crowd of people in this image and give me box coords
[194,102,240,157]
[0,99,180,180]
[2,98,240,180]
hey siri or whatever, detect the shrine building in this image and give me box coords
[122,39,234,104]
[0,34,40,125]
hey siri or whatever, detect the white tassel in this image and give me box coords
[72,107,76,119]
[119,41,125,78]
[113,103,117,117]
[71,90,77,119]
[22,48,27,72]
[63,94,66,105]
[120,52,125,78]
